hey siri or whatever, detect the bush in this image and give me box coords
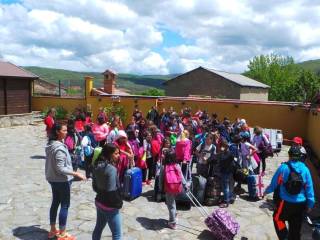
[41,106,68,120]
[104,105,127,123]
[139,88,165,96]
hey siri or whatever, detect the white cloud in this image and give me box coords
[0,0,319,74]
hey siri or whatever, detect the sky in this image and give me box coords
[0,0,320,75]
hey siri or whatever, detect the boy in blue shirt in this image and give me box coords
[264,146,314,240]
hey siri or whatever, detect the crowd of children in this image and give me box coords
[44,105,314,240]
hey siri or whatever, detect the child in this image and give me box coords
[175,130,192,181]
[143,131,153,184]
[159,150,187,230]
[92,116,109,146]
[127,129,140,164]
[81,125,97,178]
[114,130,134,183]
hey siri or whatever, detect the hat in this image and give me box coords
[288,146,302,158]
[293,137,303,145]
[115,130,127,140]
[239,119,246,126]
[240,131,250,139]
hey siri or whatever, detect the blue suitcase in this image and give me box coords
[123,167,142,200]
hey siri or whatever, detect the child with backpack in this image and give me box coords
[65,119,82,171]
[264,146,314,240]
[143,131,153,184]
[81,125,97,178]
[159,150,187,230]
[195,133,216,178]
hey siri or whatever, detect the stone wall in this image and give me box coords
[164,68,241,98]
[240,87,269,101]
[0,113,34,128]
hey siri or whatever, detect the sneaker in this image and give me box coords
[146,180,151,185]
[168,222,177,230]
[142,181,147,186]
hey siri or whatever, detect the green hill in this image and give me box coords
[298,59,320,75]
[24,66,176,94]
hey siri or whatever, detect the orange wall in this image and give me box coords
[307,112,320,158]
[32,96,86,114]
[32,95,310,141]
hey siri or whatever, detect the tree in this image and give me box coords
[139,88,165,96]
[291,70,320,103]
[245,54,301,101]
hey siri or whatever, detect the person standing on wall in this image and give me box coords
[45,123,86,240]
[264,146,314,240]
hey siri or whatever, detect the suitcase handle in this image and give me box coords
[185,191,210,217]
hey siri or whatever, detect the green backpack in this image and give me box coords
[91,147,102,166]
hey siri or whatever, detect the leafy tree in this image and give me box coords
[139,88,165,96]
[245,54,301,101]
[291,70,320,103]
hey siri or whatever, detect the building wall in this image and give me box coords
[240,87,269,101]
[164,68,241,99]
[0,77,32,115]
[307,112,320,158]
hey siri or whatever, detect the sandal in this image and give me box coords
[56,231,76,240]
[48,229,59,239]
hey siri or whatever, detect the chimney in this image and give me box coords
[103,69,116,94]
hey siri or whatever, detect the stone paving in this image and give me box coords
[0,124,315,240]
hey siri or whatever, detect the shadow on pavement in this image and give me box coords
[136,217,167,231]
[12,225,48,240]
[259,200,275,211]
[141,189,156,202]
[30,155,46,160]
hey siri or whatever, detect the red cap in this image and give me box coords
[293,137,303,145]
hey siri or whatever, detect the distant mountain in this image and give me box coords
[298,59,320,75]
[24,66,177,94]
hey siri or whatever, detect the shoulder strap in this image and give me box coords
[285,162,297,174]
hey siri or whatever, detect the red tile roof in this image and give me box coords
[0,61,38,78]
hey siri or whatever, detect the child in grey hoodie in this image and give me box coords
[45,123,86,240]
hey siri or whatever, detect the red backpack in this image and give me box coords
[151,139,161,157]
[164,164,183,194]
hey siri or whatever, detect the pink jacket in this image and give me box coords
[92,123,109,142]
[175,139,192,162]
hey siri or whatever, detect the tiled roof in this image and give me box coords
[204,67,270,88]
[0,61,38,78]
[164,66,270,89]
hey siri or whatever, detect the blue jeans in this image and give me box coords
[221,173,233,204]
[49,181,72,230]
[92,205,122,240]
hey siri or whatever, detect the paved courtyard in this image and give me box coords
[0,124,315,240]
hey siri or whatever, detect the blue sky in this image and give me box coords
[0,0,319,74]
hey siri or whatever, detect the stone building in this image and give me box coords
[163,66,270,101]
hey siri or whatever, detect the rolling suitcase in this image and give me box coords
[204,176,221,206]
[154,163,165,202]
[186,191,240,240]
[123,167,142,200]
[192,174,207,204]
[247,174,264,199]
[176,163,193,207]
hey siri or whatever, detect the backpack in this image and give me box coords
[91,147,102,166]
[164,164,183,194]
[284,162,304,195]
[151,139,161,157]
[65,135,75,151]
[83,136,93,157]
[259,134,274,158]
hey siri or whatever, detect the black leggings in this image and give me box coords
[273,200,306,240]
[255,153,266,174]
[146,157,155,180]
